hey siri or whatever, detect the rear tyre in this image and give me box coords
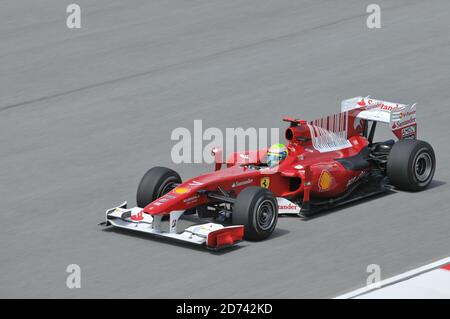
[232,186,278,241]
[136,167,181,207]
[387,139,435,191]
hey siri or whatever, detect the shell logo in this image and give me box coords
[174,187,190,194]
[318,170,332,191]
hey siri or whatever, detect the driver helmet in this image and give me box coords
[267,144,288,167]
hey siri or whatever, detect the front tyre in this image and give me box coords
[387,139,435,191]
[232,186,278,241]
[136,167,181,207]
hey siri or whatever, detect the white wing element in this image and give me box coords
[277,197,301,215]
[341,96,417,139]
[341,96,413,124]
[103,202,243,250]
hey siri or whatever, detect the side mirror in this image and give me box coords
[211,147,223,171]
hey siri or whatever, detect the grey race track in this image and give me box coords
[1,0,450,298]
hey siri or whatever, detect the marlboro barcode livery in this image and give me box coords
[101,96,435,250]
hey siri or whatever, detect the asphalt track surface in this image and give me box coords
[1,0,450,298]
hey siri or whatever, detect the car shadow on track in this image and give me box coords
[425,179,446,190]
[294,191,395,221]
[293,179,446,221]
[100,214,291,254]
[268,228,290,239]
[181,214,291,240]
[387,179,446,193]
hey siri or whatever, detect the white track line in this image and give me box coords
[335,257,450,299]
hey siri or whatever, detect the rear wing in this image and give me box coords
[341,96,417,139]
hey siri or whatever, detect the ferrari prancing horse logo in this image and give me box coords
[260,177,270,188]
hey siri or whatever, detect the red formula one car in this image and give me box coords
[102,96,435,250]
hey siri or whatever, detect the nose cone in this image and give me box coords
[142,182,203,215]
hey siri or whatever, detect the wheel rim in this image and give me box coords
[256,199,276,231]
[414,152,433,182]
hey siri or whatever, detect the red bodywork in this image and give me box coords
[142,110,374,216]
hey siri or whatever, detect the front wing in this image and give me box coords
[103,202,244,250]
